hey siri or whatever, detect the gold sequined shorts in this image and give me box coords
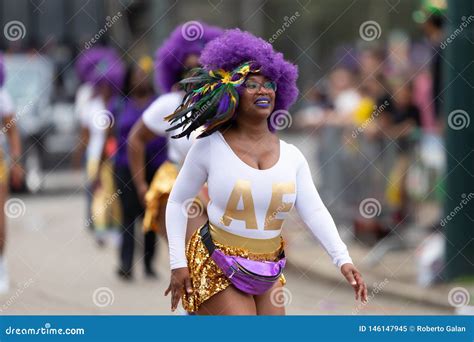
[144,161,207,234]
[143,161,178,233]
[183,226,286,312]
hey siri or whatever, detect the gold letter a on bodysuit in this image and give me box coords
[221,180,258,229]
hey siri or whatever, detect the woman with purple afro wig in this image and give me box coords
[0,51,24,293]
[155,21,224,94]
[164,29,368,315]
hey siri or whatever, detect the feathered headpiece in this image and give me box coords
[165,61,259,138]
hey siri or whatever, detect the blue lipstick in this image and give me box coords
[254,96,271,108]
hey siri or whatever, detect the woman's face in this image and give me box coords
[184,54,200,69]
[131,67,152,94]
[237,74,276,121]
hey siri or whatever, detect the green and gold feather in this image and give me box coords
[165,61,259,139]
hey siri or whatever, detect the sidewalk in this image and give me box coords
[283,205,460,311]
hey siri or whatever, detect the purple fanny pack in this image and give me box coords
[200,223,286,295]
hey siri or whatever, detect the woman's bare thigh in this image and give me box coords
[254,281,286,315]
[196,285,256,315]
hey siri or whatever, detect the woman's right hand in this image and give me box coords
[164,267,193,311]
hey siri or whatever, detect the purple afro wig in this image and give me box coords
[199,28,299,113]
[75,47,125,91]
[0,53,5,87]
[155,21,223,93]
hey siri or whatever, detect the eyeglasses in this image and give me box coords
[243,80,277,94]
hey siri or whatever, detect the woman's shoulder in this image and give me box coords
[146,91,181,111]
[188,132,213,153]
[279,138,307,165]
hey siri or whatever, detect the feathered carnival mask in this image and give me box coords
[165,61,260,139]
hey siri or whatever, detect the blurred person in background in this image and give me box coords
[415,0,446,124]
[378,79,422,226]
[357,47,388,97]
[315,66,363,225]
[410,43,437,132]
[111,57,167,280]
[128,22,223,242]
[73,53,95,230]
[294,82,329,130]
[74,47,125,246]
[325,66,361,125]
[358,46,385,79]
[0,53,24,293]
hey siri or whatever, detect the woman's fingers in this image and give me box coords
[165,268,192,311]
[184,276,193,294]
[354,272,368,303]
[360,277,368,303]
[341,264,369,303]
[171,285,182,311]
[343,269,357,287]
[354,272,362,300]
[164,284,171,296]
[342,268,358,300]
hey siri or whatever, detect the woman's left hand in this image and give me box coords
[341,263,368,303]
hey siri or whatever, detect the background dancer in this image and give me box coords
[75,47,125,245]
[127,22,223,240]
[111,57,167,280]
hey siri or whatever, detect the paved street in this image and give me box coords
[1,178,451,315]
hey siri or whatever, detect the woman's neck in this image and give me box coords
[228,118,271,141]
[130,92,153,107]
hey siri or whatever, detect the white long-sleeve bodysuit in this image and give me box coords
[166,131,353,270]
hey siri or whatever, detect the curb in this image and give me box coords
[287,255,453,310]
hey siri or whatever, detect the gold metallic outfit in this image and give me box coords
[183,223,285,312]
